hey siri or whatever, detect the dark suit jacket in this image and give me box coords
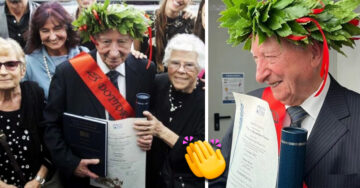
[210,76,360,188]
[43,50,156,187]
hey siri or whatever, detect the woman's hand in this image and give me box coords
[182,10,196,20]
[134,111,179,148]
[134,111,163,137]
[133,111,162,151]
[0,181,17,188]
[23,164,48,188]
[24,179,41,188]
[131,49,147,59]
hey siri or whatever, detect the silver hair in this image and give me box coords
[163,34,205,71]
[0,37,26,67]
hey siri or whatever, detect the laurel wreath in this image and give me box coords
[72,0,152,43]
[219,0,360,55]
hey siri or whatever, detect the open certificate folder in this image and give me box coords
[63,113,146,188]
[226,93,278,188]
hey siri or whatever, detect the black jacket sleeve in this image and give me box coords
[42,63,81,178]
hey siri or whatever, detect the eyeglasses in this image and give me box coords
[168,61,198,72]
[0,61,21,71]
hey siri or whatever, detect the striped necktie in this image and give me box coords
[106,70,120,120]
[287,106,308,128]
[106,70,120,91]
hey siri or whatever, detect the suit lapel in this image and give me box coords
[83,83,106,118]
[125,56,140,108]
[304,77,349,176]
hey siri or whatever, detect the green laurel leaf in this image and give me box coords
[283,5,309,21]
[343,23,360,36]
[273,0,294,9]
[267,9,286,30]
[276,23,292,37]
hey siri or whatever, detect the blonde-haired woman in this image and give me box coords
[0,37,52,188]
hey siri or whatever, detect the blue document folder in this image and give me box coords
[278,127,308,188]
[63,113,108,177]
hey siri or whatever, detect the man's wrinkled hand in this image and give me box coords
[137,134,153,151]
[185,141,225,179]
[74,159,100,179]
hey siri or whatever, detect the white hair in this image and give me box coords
[0,37,26,67]
[163,34,205,71]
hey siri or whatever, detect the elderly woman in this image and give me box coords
[0,37,52,188]
[23,2,88,99]
[134,34,205,188]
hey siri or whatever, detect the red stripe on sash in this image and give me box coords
[262,87,308,188]
[69,52,135,120]
[261,87,286,153]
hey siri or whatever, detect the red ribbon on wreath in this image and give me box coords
[144,14,153,70]
[284,1,328,96]
[293,17,329,97]
[92,9,102,25]
[349,18,359,26]
[79,25,87,31]
[89,35,99,46]
[311,0,325,14]
[349,18,360,40]
[286,17,360,96]
[146,27,153,70]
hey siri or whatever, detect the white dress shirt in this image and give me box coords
[96,52,126,119]
[284,76,331,138]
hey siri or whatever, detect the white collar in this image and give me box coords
[286,75,331,120]
[96,52,125,76]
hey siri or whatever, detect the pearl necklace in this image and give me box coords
[168,80,200,122]
[169,84,183,112]
[169,84,183,122]
[43,55,52,81]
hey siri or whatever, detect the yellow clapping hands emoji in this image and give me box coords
[185,141,226,179]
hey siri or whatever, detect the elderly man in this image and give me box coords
[42,0,155,187]
[0,0,37,49]
[211,0,360,187]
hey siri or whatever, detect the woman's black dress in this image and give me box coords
[147,73,205,188]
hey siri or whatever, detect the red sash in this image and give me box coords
[69,52,135,120]
[261,87,286,153]
[261,87,307,188]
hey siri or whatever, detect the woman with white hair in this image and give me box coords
[134,33,205,188]
[0,37,52,188]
